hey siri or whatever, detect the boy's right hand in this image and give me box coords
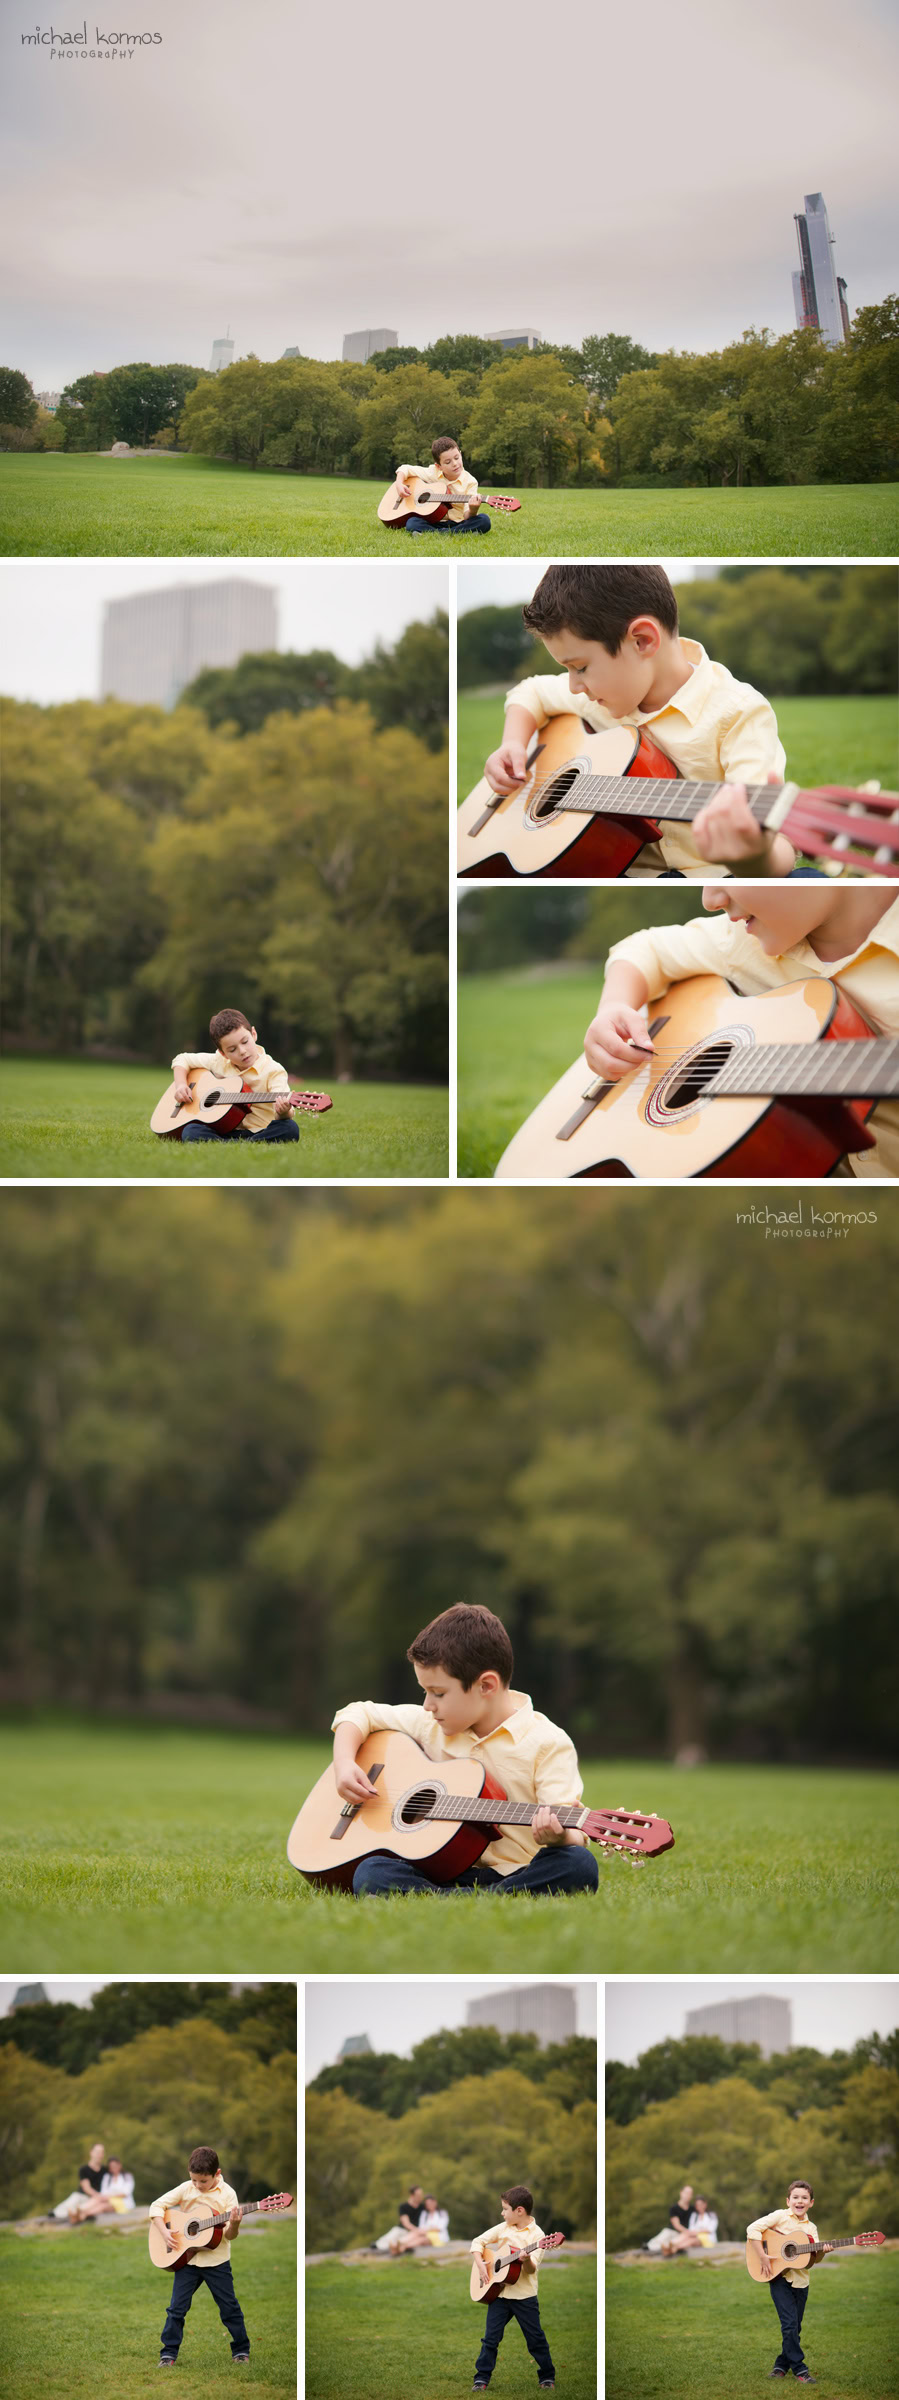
[484,740,529,795]
[174,1080,193,1104]
[335,1763,381,1807]
[583,1004,655,1080]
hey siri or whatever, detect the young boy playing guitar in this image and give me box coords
[483,563,794,877]
[471,2187,556,2391]
[747,2181,831,2383]
[586,883,899,1176]
[171,1008,299,1144]
[150,2146,250,2366]
[332,1603,599,1897]
[387,437,492,536]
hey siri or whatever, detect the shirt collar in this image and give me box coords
[742,894,899,976]
[634,638,709,728]
[469,1692,534,1748]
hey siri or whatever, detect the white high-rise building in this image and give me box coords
[342,328,399,364]
[792,195,847,347]
[486,328,542,352]
[210,333,235,373]
[101,578,278,708]
[684,1995,792,2059]
[466,1985,577,2048]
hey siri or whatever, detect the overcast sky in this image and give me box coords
[305,1981,597,2082]
[2,0,896,390]
[0,559,447,702]
[606,1981,899,2064]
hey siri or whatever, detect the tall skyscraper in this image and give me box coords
[684,1995,792,2059]
[101,578,278,708]
[342,328,399,364]
[792,195,847,346]
[466,1985,577,2047]
[210,332,235,373]
[486,328,541,352]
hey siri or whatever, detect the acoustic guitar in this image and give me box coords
[745,2227,884,2282]
[456,713,899,879]
[148,2192,293,2270]
[494,973,899,1181]
[378,479,521,527]
[150,1068,333,1137]
[286,1729,674,1887]
[471,2230,565,2302]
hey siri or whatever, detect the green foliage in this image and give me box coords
[57,364,202,451]
[606,2253,897,2400]
[456,602,555,690]
[354,362,474,478]
[310,2028,596,2118]
[179,615,450,750]
[0,1982,297,2075]
[0,368,38,428]
[307,2255,597,2400]
[605,2032,899,2126]
[681,567,897,696]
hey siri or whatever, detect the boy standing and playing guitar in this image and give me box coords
[150,2146,250,2366]
[471,2187,559,2391]
[747,2181,830,2384]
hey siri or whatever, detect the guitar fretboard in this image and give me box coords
[707,1037,899,1101]
[423,1796,585,1828]
[543,773,778,824]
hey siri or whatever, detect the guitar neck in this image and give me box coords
[790,2235,859,2255]
[708,1037,899,1101]
[427,1797,585,1829]
[550,773,783,826]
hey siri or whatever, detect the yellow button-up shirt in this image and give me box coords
[606,898,899,1177]
[171,1045,290,1135]
[746,2208,819,2290]
[149,2175,240,2266]
[331,1690,583,1875]
[472,2217,546,2298]
[506,641,786,877]
[398,461,481,522]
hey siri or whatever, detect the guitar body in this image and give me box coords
[470,2230,565,2301]
[287,1730,507,1890]
[379,481,521,527]
[457,715,679,878]
[151,1069,333,1138]
[495,977,879,1181]
[148,2206,223,2271]
[746,2227,884,2281]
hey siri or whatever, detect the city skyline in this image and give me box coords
[606,1982,899,2065]
[305,1981,597,2081]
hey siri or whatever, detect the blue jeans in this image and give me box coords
[475,2293,554,2382]
[405,511,491,535]
[181,1116,299,1143]
[161,2260,249,2358]
[769,2277,808,2374]
[351,1844,599,1897]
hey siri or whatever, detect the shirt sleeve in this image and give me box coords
[397,463,432,484]
[504,672,596,727]
[171,1051,221,1075]
[717,696,786,788]
[532,1729,584,1809]
[604,912,751,1001]
[260,1060,290,1093]
[331,1699,434,1743]
[746,2212,782,2237]
[149,2183,188,2219]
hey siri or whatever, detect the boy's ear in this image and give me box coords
[628,615,663,656]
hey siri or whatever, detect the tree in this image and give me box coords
[179,650,353,734]
[425,335,503,377]
[354,364,474,478]
[369,345,425,371]
[351,611,449,752]
[0,2047,68,2218]
[0,368,38,429]
[465,355,584,486]
[579,333,658,410]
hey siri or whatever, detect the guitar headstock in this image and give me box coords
[542,2231,565,2251]
[292,1092,333,1113]
[854,2230,885,2247]
[582,1807,675,1861]
[791,787,899,878]
[259,2193,293,2212]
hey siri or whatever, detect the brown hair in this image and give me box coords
[431,434,460,461]
[787,2181,814,2201]
[501,2186,533,2213]
[189,2146,220,2176]
[408,1604,513,1690]
[522,564,679,652]
[210,1008,251,1044]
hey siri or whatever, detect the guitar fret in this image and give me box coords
[552,776,775,825]
[712,1040,899,1101]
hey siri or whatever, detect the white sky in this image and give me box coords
[2,0,897,389]
[0,559,448,703]
[606,1981,899,2064]
[305,1980,597,2082]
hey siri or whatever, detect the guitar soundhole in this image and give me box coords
[187,2218,200,2236]
[531,767,581,819]
[665,1042,733,1109]
[400,1784,439,1824]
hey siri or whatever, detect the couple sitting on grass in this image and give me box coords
[332,1600,599,1899]
[52,2142,135,2222]
[374,2183,450,2252]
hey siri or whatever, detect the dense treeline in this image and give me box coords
[606,2037,899,2249]
[458,889,698,976]
[0,1984,297,2075]
[1,617,447,1076]
[458,568,899,694]
[606,2032,899,2126]
[3,1191,899,1759]
[310,2028,596,2118]
[3,303,896,483]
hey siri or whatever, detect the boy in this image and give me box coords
[388,436,491,535]
[150,2144,249,2366]
[747,2180,831,2383]
[471,2186,556,2391]
[483,562,792,877]
[332,1602,599,1897]
[585,882,899,1177]
[172,1008,299,1144]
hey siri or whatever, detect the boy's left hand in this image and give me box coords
[272,1093,294,1118]
[229,2208,241,2233]
[691,773,791,873]
[532,1805,566,1845]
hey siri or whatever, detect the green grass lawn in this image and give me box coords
[605,2251,897,2400]
[456,692,899,805]
[305,2254,596,2400]
[1,1721,896,1974]
[0,2220,296,2400]
[0,1059,448,1179]
[458,965,609,1176]
[1,455,897,556]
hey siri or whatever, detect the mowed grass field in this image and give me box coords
[1,455,897,556]
[305,2254,596,2400]
[459,967,603,1177]
[1,1721,896,1975]
[0,2220,296,2400]
[456,692,899,805]
[0,1060,448,1179]
[605,2251,898,2400]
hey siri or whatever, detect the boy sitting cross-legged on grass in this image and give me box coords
[150,2144,250,2367]
[332,1602,599,1898]
[585,881,899,1177]
[471,2185,556,2391]
[483,562,794,878]
[747,2179,832,2384]
[387,436,492,536]
[172,1007,299,1144]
